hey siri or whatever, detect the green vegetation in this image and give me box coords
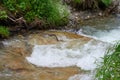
[72,0,112,10]
[0,26,9,37]
[0,10,9,38]
[95,43,120,80]
[102,0,112,6]
[73,0,81,4]
[0,11,7,20]
[0,0,117,38]
[0,0,70,37]
[2,0,69,26]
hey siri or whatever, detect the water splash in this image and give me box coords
[26,40,109,70]
[77,26,120,43]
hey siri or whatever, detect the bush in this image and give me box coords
[2,0,69,26]
[0,26,9,37]
[95,43,120,80]
[72,0,112,10]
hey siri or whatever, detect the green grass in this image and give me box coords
[0,26,9,37]
[95,43,120,80]
[72,0,112,10]
[2,0,69,26]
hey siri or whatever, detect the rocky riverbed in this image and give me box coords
[0,31,94,80]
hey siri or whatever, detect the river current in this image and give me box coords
[26,17,120,80]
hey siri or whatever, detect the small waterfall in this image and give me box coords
[26,17,120,80]
[26,38,110,80]
[26,40,109,70]
[77,26,120,43]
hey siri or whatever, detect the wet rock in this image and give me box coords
[0,31,92,80]
[0,41,4,49]
[1,48,35,71]
[27,33,59,45]
[26,30,91,45]
[42,31,91,39]
[0,49,81,80]
[0,67,81,80]
[14,67,81,80]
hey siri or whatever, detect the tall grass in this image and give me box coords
[95,43,120,80]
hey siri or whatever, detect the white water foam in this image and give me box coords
[67,27,120,80]
[26,27,120,80]
[77,27,120,43]
[26,40,109,70]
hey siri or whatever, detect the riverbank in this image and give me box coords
[0,0,120,39]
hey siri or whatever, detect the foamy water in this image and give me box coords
[26,40,109,80]
[77,27,120,43]
[26,39,109,70]
[68,27,120,80]
[26,26,120,80]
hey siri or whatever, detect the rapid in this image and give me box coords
[26,17,120,80]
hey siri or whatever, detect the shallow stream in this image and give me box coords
[0,16,120,80]
[26,16,120,80]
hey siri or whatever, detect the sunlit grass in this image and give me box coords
[95,42,120,80]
